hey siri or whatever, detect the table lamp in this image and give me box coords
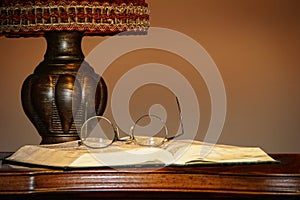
[0,0,150,144]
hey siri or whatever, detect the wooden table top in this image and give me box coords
[0,153,299,199]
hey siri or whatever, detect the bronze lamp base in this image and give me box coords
[21,31,107,144]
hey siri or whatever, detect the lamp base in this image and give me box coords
[21,31,107,144]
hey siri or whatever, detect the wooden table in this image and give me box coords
[0,154,299,199]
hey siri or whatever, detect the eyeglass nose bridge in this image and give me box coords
[112,123,120,141]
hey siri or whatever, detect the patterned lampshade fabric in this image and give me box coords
[0,0,150,37]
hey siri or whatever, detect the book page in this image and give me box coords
[169,141,276,165]
[6,141,174,168]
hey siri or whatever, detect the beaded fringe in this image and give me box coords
[0,1,150,36]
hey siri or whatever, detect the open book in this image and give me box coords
[5,140,277,169]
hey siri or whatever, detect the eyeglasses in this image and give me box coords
[80,97,184,149]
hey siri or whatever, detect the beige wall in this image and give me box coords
[0,0,299,152]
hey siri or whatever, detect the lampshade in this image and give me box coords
[0,0,150,37]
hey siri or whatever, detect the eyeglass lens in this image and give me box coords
[131,114,168,147]
[81,116,117,148]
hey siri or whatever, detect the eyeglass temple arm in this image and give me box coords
[166,97,184,140]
